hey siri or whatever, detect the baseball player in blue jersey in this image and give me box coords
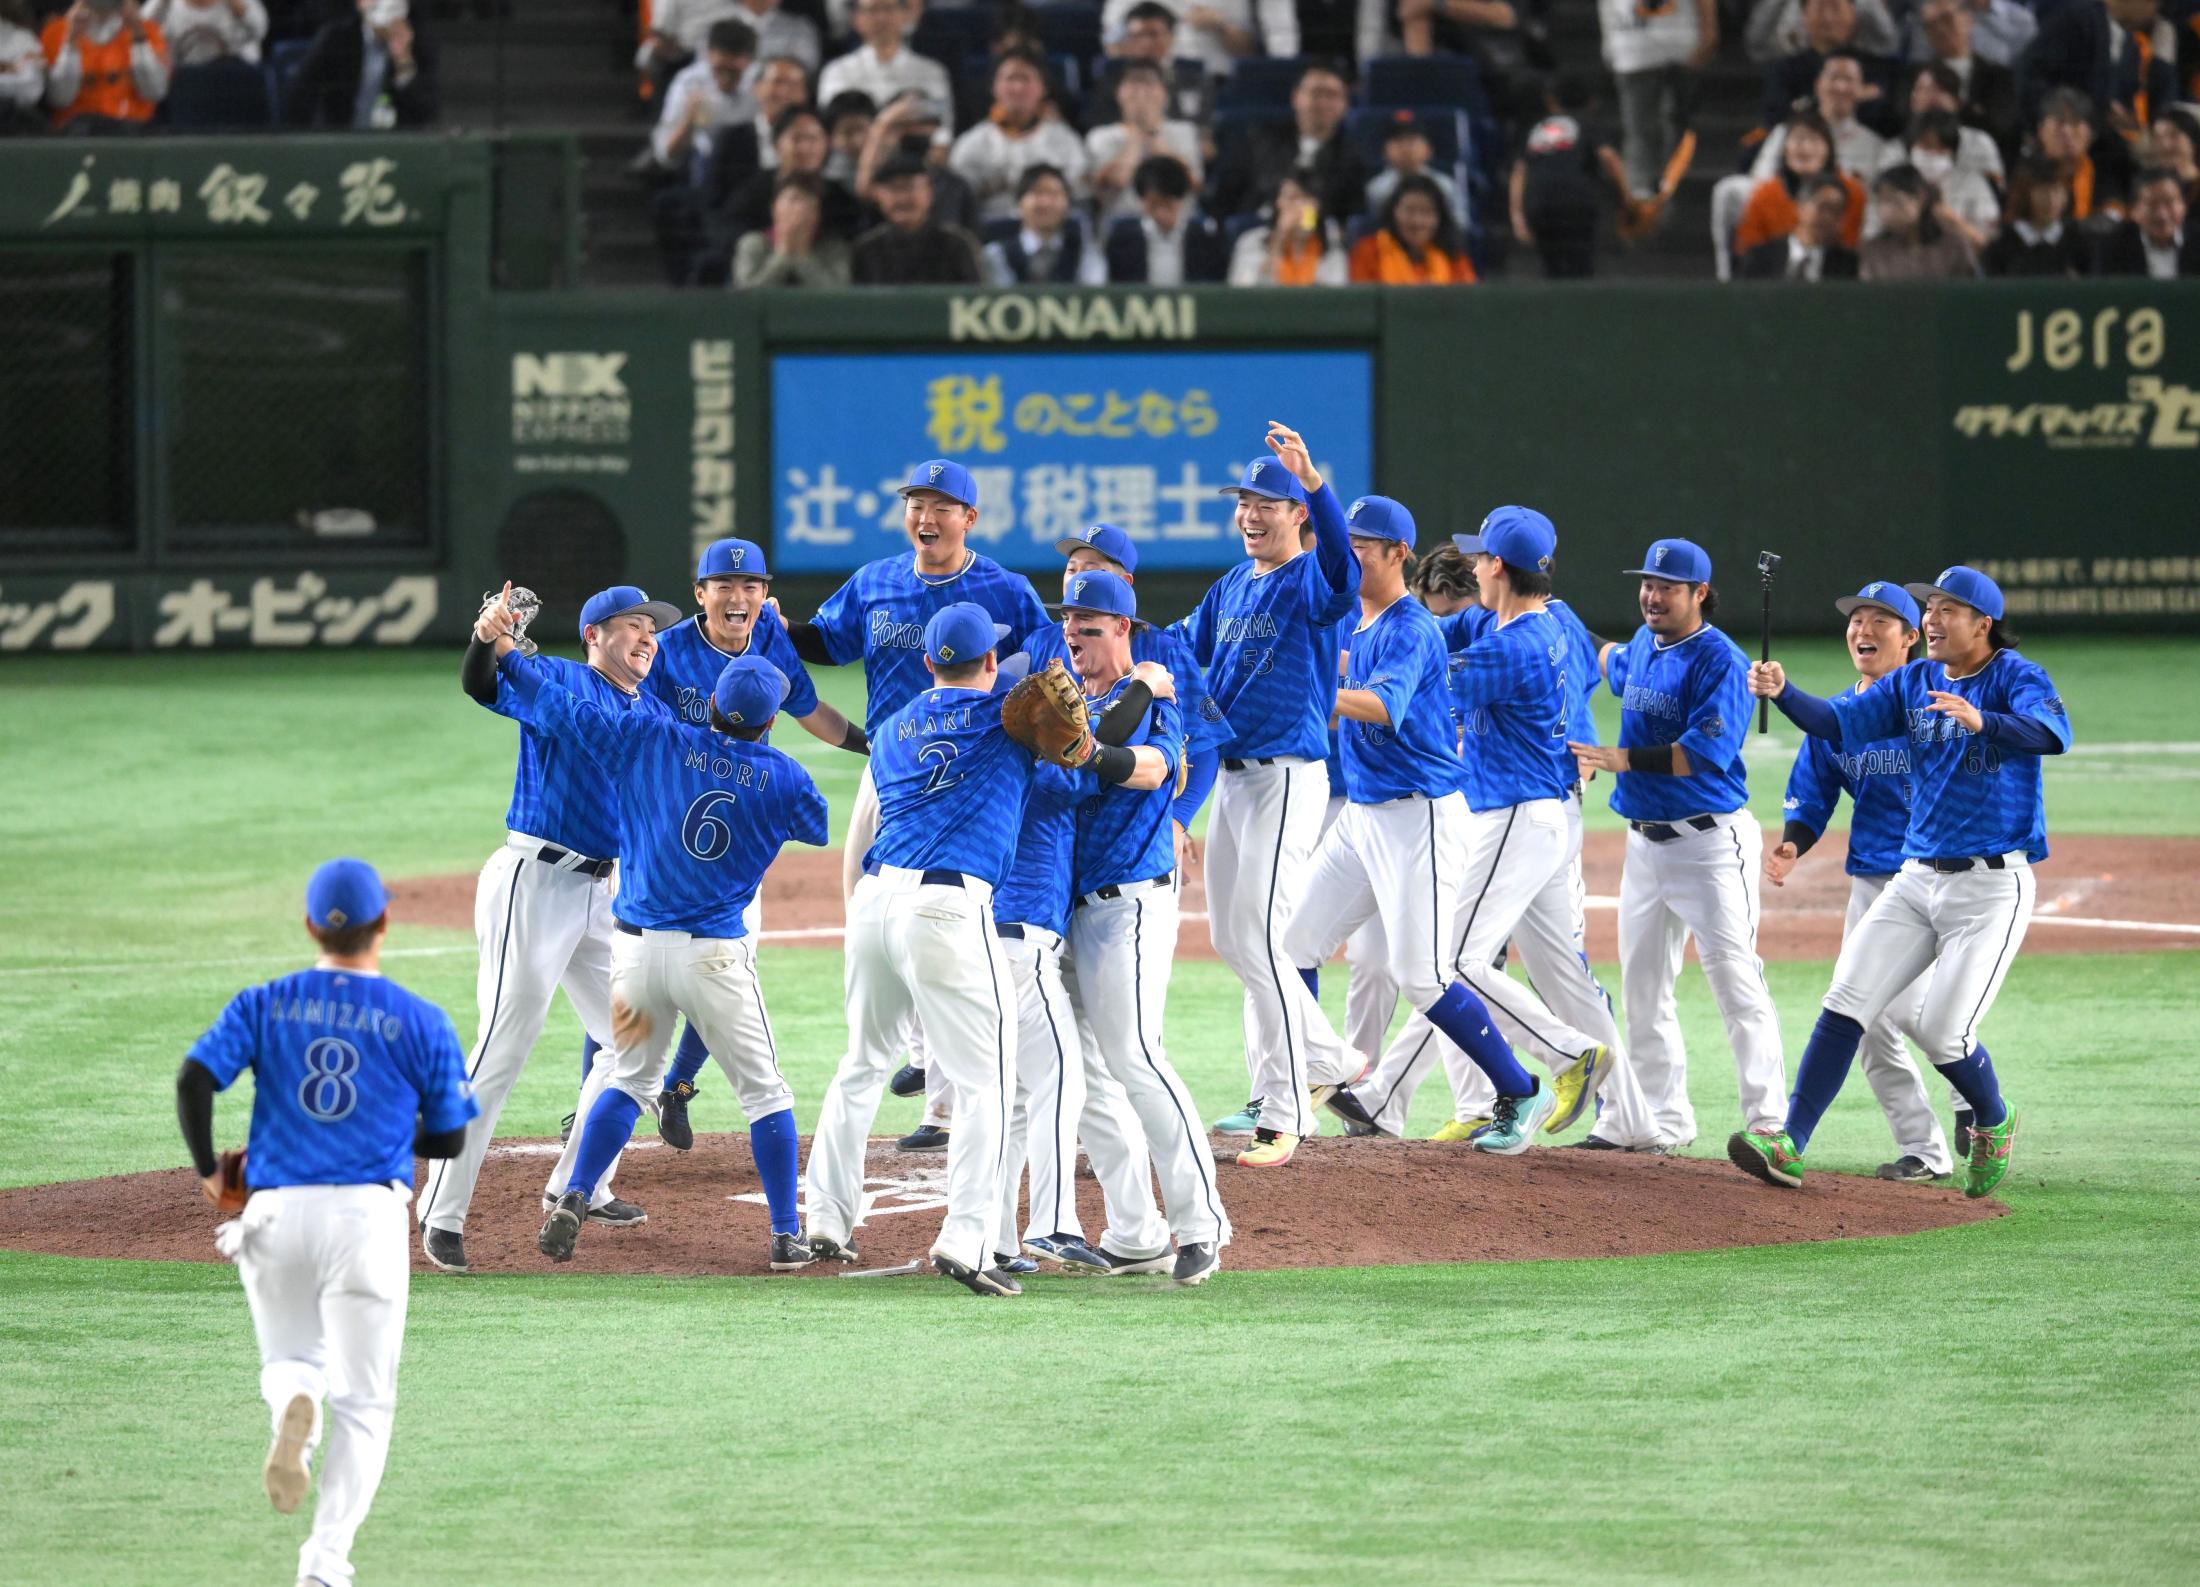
[1317,607,1403,1079]
[1764,582,1955,1182]
[1181,423,1362,1148]
[419,584,681,1273]
[1569,539,1787,1151]
[637,537,866,1153]
[1325,505,1615,1154]
[177,859,477,1587]
[1735,566,2068,1198]
[1061,572,1227,1283]
[490,643,830,1267]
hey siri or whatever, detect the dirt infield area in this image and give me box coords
[0,1137,2003,1277]
[390,834,2200,961]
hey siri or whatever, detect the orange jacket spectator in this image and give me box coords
[42,3,169,127]
[1347,175,1478,284]
[1734,170,1865,255]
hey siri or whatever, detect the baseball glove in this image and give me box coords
[1001,660,1094,768]
[209,1148,250,1215]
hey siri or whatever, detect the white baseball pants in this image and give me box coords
[1823,856,2037,1064]
[1599,810,1788,1147]
[1840,873,1955,1173]
[1067,882,1230,1250]
[806,868,1016,1272]
[232,1183,411,1587]
[1321,796,1402,1064]
[420,836,622,1234]
[1058,941,1173,1259]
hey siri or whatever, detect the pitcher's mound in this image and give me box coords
[0,1136,2003,1275]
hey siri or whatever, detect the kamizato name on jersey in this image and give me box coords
[266,994,405,1041]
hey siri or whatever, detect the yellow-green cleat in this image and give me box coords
[1727,1128,1804,1187]
[1962,1105,2018,1199]
[1430,1116,1491,1142]
[1544,1045,1613,1134]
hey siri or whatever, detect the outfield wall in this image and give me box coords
[3,136,2194,650]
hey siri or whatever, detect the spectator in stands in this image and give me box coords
[1761,0,1900,138]
[1395,0,1537,122]
[1350,172,1477,281]
[1206,59,1370,220]
[1104,153,1231,282]
[1598,0,1717,200]
[1,0,48,132]
[1510,73,1635,277]
[857,89,978,230]
[2144,108,2200,209]
[1089,2,1207,126]
[982,162,1106,283]
[649,18,756,174]
[817,0,948,112]
[735,172,855,286]
[852,153,984,282]
[1906,0,2018,155]
[716,104,858,257]
[1873,107,1998,249]
[281,0,434,128]
[1229,168,1350,283]
[1749,0,1897,65]
[42,0,169,128]
[1366,109,1464,227]
[1267,0,1388,69]
[1901,61,2008,182]
[1902,0,2035,71]
[732,0,818,75]
[1101,0,1279,80]
[1859,162,1979,275]
[2094,165,2199,275]
[1980,152,2091,274]
[823,89,875,182]
[639,0,752,97]
[950,46,1090,224]
[2028,87,2128,224]
[146,0,264,66]
[1737,171,1860,276]
[2018,0,2174,137]
[1754,51,1887,179]
[702,51,811,201]
[1087,59,1202,226]
[1728,111,1865,270]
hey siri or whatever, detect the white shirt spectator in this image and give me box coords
[1084,118,1202,223]
[1744,0,1899,64]
[1260,0,1389,67]
[949,118,1091,223]
[1868,140,2001,239]
[44,12,170,112]
[1227,220,1348,284]
[1783,233,1830,279]
[1751,117,1885,182]
[0,20,45,112]
[736,0,819,74]
[644,0,747,61]
[652,56,755,168]
[2144,232,2182,281]
[1121,211,1193,284]
[1599,0,1703,73]
[982,225,1110,285]
[146,0,267,66]
[1099,0,1295,79]
[1902,1,2035,68]
[817,41,951,111]
[1366,165,1464,228]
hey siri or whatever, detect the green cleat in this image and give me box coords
[1727,1128,1805,1188]
[1962,1105,2018,1199]
[1212,1100,1261,1136]
[1470,1084,1556,1156]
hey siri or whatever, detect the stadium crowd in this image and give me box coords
[2,0,2193,279]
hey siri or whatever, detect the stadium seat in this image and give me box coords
[1030,2,1103,69]
[1363,53,1483,113]
[914,6,992,72]
[169,58,273,131]
[1216,55,1310,110]
[1346,105,1463,172]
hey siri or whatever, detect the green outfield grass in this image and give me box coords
[0,641,2195,1586]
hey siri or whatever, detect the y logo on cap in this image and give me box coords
[1653,545,1669,568]
[1938,566,1959,583]
[930,463,945,483]
[1864,581,1882,597]
[728,545,746,568]
[1349,498,1367,520]
[1072,576,1089,602]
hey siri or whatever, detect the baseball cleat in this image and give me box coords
[769,1231,816,1270]
[897,1123,950,1152]
[1962,1105,2018,1199]
[541,1194,648,1227]
[888,1064,928,1098]
[1212,1100,1261,1136]
[1544,1045,1613,1135]
[1727,1129,1805,1188]
[993,1252,1041,1276]
[537,1189,586,1261]
[1430,1116,1492,1143]
[933,1252,1022,1296]
[1311,1081,1377,1131]
[658,1080,698,1150]
[1091,1246,1175,1275]
[557,1111,576,1144]
[1025,1233,1111,1272]
[808,1233,860,1264]
[1565,1135,1627,1152]
[1952,1109,1975,1161]
[1876,1155,1945,1183]
[422,1226,470,1273]
[263,1392,317,1515]
[1236,1130,1298,1168]
[1171,1242,1220,1286]
[1471,1085,1555,1155]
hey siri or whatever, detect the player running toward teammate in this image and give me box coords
[1735,566,2068,1198]
[420,584,680,1274]
[177,859,477,1587]
[1569,540,1786,1151]
[1764,582,1955,1182]
[1182,423,1362,1148]
[1330,506,1615,1153]
[494,638,828,1269]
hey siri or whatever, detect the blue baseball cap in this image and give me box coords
[1216,456,1308,506]
[1906,565,2005,621]
[1454,505,1555,572]
[1055,521,1140,574]
[1343,495,1416,545]
[897,459,979,509]
[712,653,790,726]
[306,858,387,931]
[695,538,771,582]
[924,602,1010,666]
[1835,580,1922,629]
[1623,538,1713,585]
[1052,568,1143,626]
[578,584,681,641]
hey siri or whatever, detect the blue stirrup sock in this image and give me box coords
[570,1090,642,1201]
[1423,981,1536,1098]
[749,1108,800,1234]
[580,1034,599,1085]
[1298,967,1320,1001]
[1785,1010,1865,1154]
[1934,1043,2006,1130]
[663,1021,711,1093]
